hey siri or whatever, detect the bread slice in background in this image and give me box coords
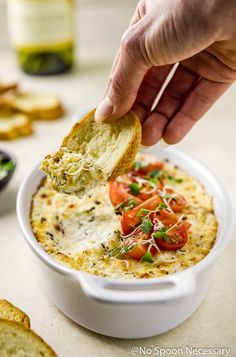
[41,109,141,197]
[0,319,57,357]
[0,110,33,140]
[0,300,30,328]
[2,92,63,120]
[0,82,18,95]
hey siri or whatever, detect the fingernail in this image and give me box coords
[95,97,114,122]
[159,138,169,148]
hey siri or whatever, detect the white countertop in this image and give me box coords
[0,27,236,357]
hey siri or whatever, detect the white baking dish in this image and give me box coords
[17,145,233,338]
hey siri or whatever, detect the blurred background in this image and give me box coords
[0,1,235,356]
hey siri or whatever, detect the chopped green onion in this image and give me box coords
[123,199,138,212]
[137,208,150,217]
[114,201,125,212]
[147,169,163,179]
[148,177,158,184]
[140,217,153,234]
[114,199,137,213]
[141,252,154,263]
[128,183,142,195]
[107,243,137,257]
[133,161,147,171]
[153,227,168,240]
[167,175,183,183]
[159,203,167,209]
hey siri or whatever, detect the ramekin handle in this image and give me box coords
[76,272,196,304]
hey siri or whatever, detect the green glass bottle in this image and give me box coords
[7,0,74,75]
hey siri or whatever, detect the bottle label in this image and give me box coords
[7,0,73,52]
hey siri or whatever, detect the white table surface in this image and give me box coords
[0,31,236,357]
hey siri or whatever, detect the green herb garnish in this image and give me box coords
[141,252,154,263]
[133,161,147,171]
[128,183,142,195]
[107,243,137,257]
[114,198,137,213]
[137,208,150,217]
[123,199,138,212]
[167,175,183,183]
[114,201,125,212]
[159,203,167,209]
[148,178,158,184]
[147,169,163,179]
[140,217,153,234]
[153,227,168,241]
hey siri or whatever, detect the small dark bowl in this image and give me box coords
[0,149,16,192]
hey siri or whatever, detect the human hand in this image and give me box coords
[95,0,236,145]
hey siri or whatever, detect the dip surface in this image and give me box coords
[31,153,217,279]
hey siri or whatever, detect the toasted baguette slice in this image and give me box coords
[4,92,63,120]
[41,109,141,197]
[0,111,33,140]
[0,300,30,328]
[0,319,56,357]
[0,82,18,95]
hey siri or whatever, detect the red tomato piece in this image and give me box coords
[165,188,187,212]
[135,162,164,176]
[109,181,142,207]
[154,223,188,251]
[127,244,148,260]
[121,195,163,235]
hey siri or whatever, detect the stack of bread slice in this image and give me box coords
[0,80,64,140]
[0,299,56,356]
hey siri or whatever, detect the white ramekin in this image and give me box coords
[17,145,233,338]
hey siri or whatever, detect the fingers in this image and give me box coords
[141,65,199,145]
[163,78,232,144]
[132,65,173,122]
[95,24,151,123]
[95,3,154,124]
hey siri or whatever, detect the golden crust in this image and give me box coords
[109,111,142,178]
[0,111,33,140]
[63,108,141,178]
[0,82,18,95]
[1,92,64,120]
[0,300,30,328]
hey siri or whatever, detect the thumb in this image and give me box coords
[95,26,150,123]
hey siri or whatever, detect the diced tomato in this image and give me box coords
[109,181,142,207]
[121,195,162,235]
[183,220,191,231]
[127,244,148,260]
[135,162,164,176]
[154,223,188,250]
[137,191,155,201]
[165,188,187,212]
[154,209,178,226]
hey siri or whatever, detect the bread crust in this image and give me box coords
[0,319,57,356]
[0,82,18,95]
[1,93,64,120]
[0,299,30,328]
[0,111,33,140]
[62,108,142,178]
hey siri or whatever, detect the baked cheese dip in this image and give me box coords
[31,153,217,279]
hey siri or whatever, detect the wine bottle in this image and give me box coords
[7,0,74,75]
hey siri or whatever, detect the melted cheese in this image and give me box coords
[41,147,106,197]
[31,153,218,279]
